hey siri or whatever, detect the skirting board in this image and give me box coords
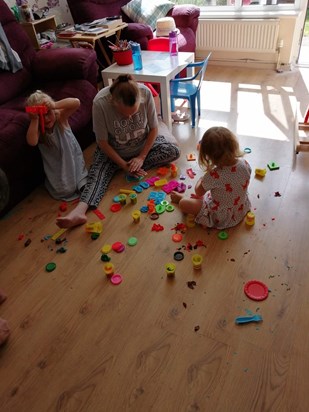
[195,54,292,71]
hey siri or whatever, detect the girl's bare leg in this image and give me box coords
[56,201,88,229]
[170,191,203,216]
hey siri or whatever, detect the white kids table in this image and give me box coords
[102,50,195,130]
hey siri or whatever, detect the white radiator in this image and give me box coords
[197,19,280,53]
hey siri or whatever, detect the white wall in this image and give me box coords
[4,0,73,26]
[291,0,308,63]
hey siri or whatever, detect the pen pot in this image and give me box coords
[113,49,133,65]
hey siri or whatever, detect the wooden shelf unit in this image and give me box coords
[20,15,57,50]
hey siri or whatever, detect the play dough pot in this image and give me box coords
[165,263,176,277]
[113,49,133,65]
[192,254,203,269]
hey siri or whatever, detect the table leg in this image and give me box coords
[102,73,113,87]
[160,78,172,131]
[186,64,194,78]
[97,39,112,66]
[115,28,122,43]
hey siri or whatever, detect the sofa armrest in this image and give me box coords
[32,48,98,88]
[167,6,200,33]
[122,23,153,50]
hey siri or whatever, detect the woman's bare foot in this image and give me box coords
[170,191,184,204]
[56,202,88,229]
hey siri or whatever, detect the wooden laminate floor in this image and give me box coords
[0,66,309,412]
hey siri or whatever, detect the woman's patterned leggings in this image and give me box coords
[81,135,180,208]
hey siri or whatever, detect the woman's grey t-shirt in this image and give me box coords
[92,83,158,159]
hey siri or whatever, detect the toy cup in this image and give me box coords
[104,263,115,277]
[132,210,141,223]
[129,193,137,204]
[245,211,255,226]
[118,194,127,205]
[165,263,176,277]
[192,254,203,270]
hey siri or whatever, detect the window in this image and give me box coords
[174,0,297,9]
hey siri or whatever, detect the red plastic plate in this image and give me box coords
[244,280,269,301]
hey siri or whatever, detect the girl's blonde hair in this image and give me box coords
[110,74,141,106]
[26,90,53,108]
[26,90,61,143]
[198,126,243,170]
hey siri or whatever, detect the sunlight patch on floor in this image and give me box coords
[279,86,294,93]
[236,114,289,140]
[238,89,263,112]
[198,116,229,130]
[236,90,291,141]
[174,75,302,142]
[202,81,232,111]
[238,83,262,91]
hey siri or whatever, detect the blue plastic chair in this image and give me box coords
[170,53,212,128]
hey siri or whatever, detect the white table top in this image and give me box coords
[102,51,195,130]
[102,51,194,82]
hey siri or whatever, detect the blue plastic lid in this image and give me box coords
[130,42,141,52]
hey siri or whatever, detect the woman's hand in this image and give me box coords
[124,159,147,178]
[127,156,144,174]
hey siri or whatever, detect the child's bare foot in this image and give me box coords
[56,214,87,229]
[170,191,184,204]
[56,202,88,229]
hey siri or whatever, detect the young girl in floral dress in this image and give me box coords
[171,126,251,229]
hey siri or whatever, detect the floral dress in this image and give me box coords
[196,158,252,229]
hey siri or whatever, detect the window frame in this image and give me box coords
[174,0,301,16]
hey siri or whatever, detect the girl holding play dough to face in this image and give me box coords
[26,91,88,201]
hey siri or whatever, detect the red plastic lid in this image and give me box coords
[112,241,125,253]
[111,274,122,285]
[172,233,183,242]
[110,203,121,212]
[244,280,268,301]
